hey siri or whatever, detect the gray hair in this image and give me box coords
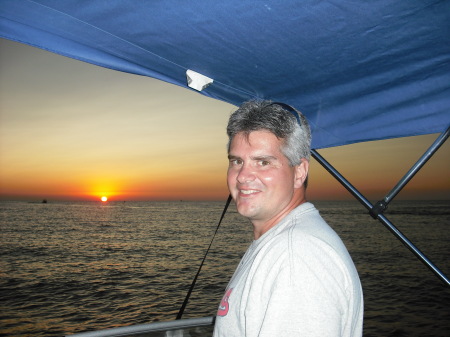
[226,100,311,166]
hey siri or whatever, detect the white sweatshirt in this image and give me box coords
[213,202,363,337]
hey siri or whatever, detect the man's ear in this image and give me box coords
[294,158,309,188]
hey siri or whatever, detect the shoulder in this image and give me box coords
[267,206,358,286]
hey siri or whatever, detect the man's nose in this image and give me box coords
[237,163,256,184]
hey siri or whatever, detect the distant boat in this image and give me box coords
[42,199,47,204]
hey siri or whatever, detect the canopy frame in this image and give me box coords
[311,125,450,286]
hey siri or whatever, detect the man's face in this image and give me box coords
[227,130,299,225]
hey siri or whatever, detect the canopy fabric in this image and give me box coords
[1,0,449,149]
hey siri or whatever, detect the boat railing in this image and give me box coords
[66,316,215,337]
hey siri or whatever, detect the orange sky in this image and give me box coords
[0,39,449,202]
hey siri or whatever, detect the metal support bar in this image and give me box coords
[311,149,373,213]
[369,127,449,219]
[384,126,449,205]
[67,316,215,337]
[311,148,450,286]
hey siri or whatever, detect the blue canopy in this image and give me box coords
[1,0,449,149]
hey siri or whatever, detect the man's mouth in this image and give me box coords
[239,189,259,195]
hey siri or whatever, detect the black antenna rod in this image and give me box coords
[176,194,233,319]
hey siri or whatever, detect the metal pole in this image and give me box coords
[176,194,232,320]
[67,316,215,337]
[376,213,449,285]
[384,126,449,204]
[311,150,373,212]
[311,149,450,286]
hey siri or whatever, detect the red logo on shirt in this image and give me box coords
[217,288,233,316]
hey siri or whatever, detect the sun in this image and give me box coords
[101,196,108,202]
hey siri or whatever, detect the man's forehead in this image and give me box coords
[229,131,285,156]
[232,130,280,143]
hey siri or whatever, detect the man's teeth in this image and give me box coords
[241,190,258,195]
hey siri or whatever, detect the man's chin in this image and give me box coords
[236,202,259,219]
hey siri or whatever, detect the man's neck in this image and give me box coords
[252,195,307,240]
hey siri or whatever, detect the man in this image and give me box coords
[213,100,363,336]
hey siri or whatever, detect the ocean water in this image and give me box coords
[0,200,449,337]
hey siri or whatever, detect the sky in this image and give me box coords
[0,39,449,202]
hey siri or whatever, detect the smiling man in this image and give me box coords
[213,100,363,337]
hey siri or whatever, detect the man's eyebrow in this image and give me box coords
[252,155,277,161]
[228,154,279,161]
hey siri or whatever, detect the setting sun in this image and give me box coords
[101,196,108,202]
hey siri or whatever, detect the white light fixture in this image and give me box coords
[186,69,213,91]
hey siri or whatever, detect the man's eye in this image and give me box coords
[258,160,270,166]
[230,159,242,165]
